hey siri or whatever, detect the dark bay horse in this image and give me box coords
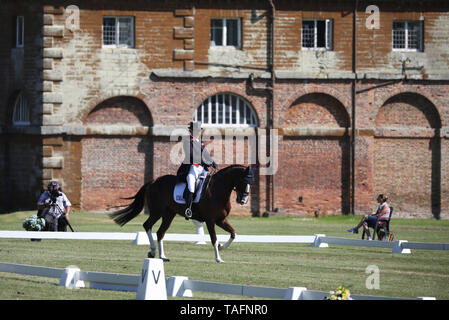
[109,164,257,263]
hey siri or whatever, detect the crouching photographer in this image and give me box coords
[37,181,73,232]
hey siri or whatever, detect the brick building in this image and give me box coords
[1,0,448,218]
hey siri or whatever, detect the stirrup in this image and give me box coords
[185,207,192,219]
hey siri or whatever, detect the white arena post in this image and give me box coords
[392,240,412,254]
[136,258,167,300]
[310,234,328,248]
[166,276,192,297]
[59,266,85,288]
[284,287,308,300]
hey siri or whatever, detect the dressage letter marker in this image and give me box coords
[136,258,167,300]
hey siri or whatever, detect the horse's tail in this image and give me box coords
[109,182,151,226]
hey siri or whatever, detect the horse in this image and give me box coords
[109,164,257,263]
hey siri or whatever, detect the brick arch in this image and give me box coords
[278,87,350,128]
[277,89,351,216]
[282,92,350,128]
[80,92,153,125]
[81,95,153,212]
[374,91,442,219]
[376,92,441,129]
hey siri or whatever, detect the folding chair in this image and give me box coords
[361,206,394,241]
[374,206,394,241]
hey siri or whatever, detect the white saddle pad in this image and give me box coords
[173,173,208,204]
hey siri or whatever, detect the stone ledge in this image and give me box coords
[42,115,64,126]
[281,127,349,137]
[174,8,195,16]
[2,125,448,139]
[43,25,64,37]
[43,48,63,59]
[43,157,63,169]
[173,49,194,60]
[43,70,63,81]
[173,27,194,39]
[43,14,54,25]
[43,92,63,104]
[151,69,271,79]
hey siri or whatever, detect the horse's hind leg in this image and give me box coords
[155,213,176,262]
[216,218,236,251]
[143,212,161,259]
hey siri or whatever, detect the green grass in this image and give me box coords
[1,211,449,300]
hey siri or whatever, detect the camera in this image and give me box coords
[50,190,62,203]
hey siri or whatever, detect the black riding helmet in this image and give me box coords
[47,181,61,192]
[188,121,202,131]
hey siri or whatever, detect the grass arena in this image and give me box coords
[1,210,449,300]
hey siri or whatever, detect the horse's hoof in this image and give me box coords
[218,244,224,251]
[161,257,170,262]
[148,252,155,258]
[216,258,224,263]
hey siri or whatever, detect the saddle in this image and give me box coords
[173,171,209,204]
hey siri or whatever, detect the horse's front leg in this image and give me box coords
[205,220,224,263]
[155,214,175,262]
[216,218,236,251]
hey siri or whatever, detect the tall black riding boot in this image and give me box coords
[185,191,194,220]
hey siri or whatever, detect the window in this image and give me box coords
[210,18,241,48]
[12,93,30,126]
[16,16,24,48]
[102,16,134,48]
[302,19,333,50]
[194,93,257,127]
[393,21,423,51]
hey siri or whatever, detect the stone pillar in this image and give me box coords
[173,8,195,71]
[41,5,65,189]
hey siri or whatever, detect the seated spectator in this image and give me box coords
[346,194,390,240]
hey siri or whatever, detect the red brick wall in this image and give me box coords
[81,96,152,211]
[1,0,449,219]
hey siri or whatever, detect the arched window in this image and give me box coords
[194,93,258,127]
[12,93,30,126]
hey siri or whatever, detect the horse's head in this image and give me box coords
[235,165,257,205]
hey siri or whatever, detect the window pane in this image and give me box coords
[245,105,251,124]
[226,19,239,46]
[407,22,420,49]
[211,19,223,28]
[103,17,116,45]
[118,17,133,47]
[194,94,258,127]
[217,95,223,124]
[211,19,223,46]
[239,102,245,124]
[224,94,230,124]
[393,21,406,49]
[204,97,210,124]
[211,96,216,123]
[231,96,237,124]
[316,20,326,48]
[13,94,30,125]
[302,21,314,48]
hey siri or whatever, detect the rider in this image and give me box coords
[177,121,217,219]
[37,181,71,231]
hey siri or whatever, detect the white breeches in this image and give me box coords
[186,165,205,193]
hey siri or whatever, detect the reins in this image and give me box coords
[201,167,217,199]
